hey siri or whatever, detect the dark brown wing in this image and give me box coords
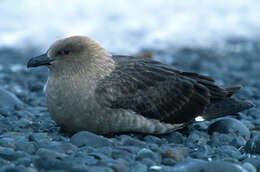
[95,55,219,123]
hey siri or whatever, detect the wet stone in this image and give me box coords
[144,135,165,145]
[243,157,260,172]
[15,138,37,154]
[244,136,260,155]
[171,160,247,172]
[209,133,234,146]
[0,87,24,110]
[0,147,26,161]
[162,146,189,162]
[186,130,209,147]
[130,162,148,172]
[191,144,212,159]
[208,118,250,139]
[70,131,114,148]
[136,148,161,164]
[166,132,185,144]
[214,145,242,159]
[242,162,257,172]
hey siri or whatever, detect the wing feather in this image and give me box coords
[95,55,212,123]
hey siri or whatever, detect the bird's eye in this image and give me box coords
[58,50,70,55]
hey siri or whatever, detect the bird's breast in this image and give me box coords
[45,75,104,132]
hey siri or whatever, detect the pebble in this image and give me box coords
[162,146,189,162]
[130,162,148,172]
[0,147,26,161]
[70,131,114,148]
[208,118,250,139]
[243,157,260,172]
[171,160,248,172]
[0,87,24,110]
[166,132,185,144]
[244,136,260,155]
[136,148,161,164]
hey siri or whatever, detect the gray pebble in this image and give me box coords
[171,160,247,172]
[136,148,161,163]
[130,162,147,172]
[208,118,250,139]
[0,147,26,161]
[166,132,185,144]
[0,87,24,110]
[15,139,37,154]
[70,131,114,148]
[243,157,260,172]
[214,145,241,159]
[244,136,260,155]
[162,146,188,162]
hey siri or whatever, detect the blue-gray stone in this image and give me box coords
[0,87,24,110]
[171,159,247,172]
[244,136,260,155]
[208,118,250,139]
[70,131,114,148]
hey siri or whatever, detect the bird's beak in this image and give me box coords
[27,53,54,68]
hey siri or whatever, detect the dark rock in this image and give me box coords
[214,145,241,159]
[166,132,185,144]
[120,135,146,147]
[0,138,15,149]
[243,157,260,172]
[14,157,32,167]
[34,157,73,171]
[111,149,134,161]
[244,136,260,155]
[171,159,247,172]
[209,133,233,146]
[208,118,250,139]
[108,159,129,172]
[0,87,24,110]
[144,135,165,145]
[70,131,114,148]
[162,146,188,162]
[0,147,26,161]
[36,148,68,160]
[42,142,77,155]
[83,166,113,172]
[230,136,247,148]
[191,144,212,159]
[241,162,257,172]
[0,119,13,133]
[186,130,209,147]
[162,158,177,166]
[136,148,161,164]
[15,139,37,154]
[130,162,147,172]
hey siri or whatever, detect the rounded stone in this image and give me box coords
[171,160,247,172]
[0,87,24,110]
[162,146,188,162]
[244,136,260,155]
[70,131,114,148]
[208,118,250,139]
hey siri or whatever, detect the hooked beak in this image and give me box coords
[27,53,54,68]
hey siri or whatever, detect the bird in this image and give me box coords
[27,36,253,134]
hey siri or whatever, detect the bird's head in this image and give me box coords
[27,36,111,72]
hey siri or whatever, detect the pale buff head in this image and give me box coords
[27,36,112,74]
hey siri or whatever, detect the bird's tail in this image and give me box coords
[201,98,254,121]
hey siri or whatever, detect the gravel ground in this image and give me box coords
[0,38,259,172]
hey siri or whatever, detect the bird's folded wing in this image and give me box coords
[95,56,211,123]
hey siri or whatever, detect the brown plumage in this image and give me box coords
[27,36,253,134]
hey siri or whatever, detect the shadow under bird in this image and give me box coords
[27,36,254,134]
